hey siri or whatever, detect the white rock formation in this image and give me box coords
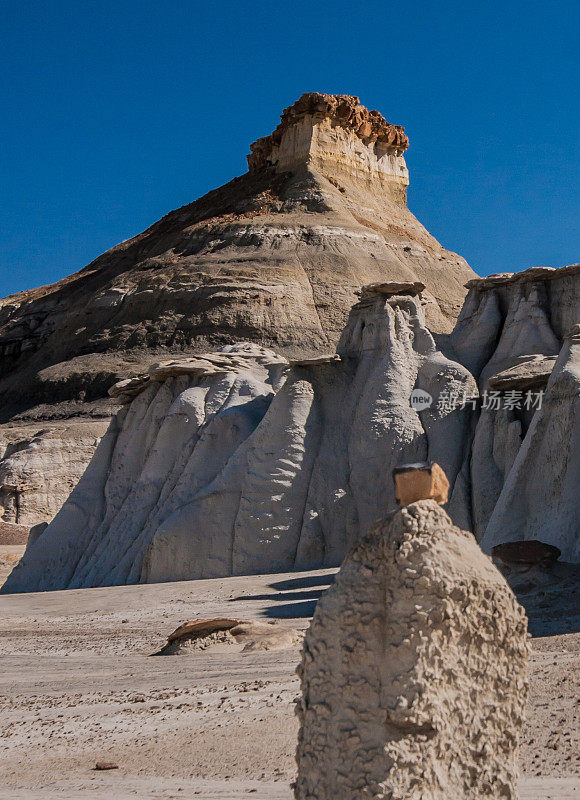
[481,324,580,561]
[3,293,476,592]
[3,263,579,592]
[0,421,106,526]
[295,500,530,800]
[450,264,580,547]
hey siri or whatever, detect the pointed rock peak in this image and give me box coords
[247,93,410,191]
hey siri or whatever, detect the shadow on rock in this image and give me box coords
[499,560,580,637]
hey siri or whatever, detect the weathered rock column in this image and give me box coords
[295,500,529,800]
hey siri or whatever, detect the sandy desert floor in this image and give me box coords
[0,567,578,799]
[0,545,26,587]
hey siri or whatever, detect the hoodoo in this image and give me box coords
[3,291,477,592]
[295,501,530,800]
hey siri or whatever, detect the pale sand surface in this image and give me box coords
[0,570,578,799]
[0,544,26,586]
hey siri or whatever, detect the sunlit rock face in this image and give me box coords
[0,92,473,419]
[0,92,475,531]
[3,291,476,592]
[1,84,578,588]
[248,92,410,194]
[3,263,579,593]
[295,501,529,800]
[449,263,580,559]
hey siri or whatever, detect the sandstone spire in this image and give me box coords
[295,501,530,800]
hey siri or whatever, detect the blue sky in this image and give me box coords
[1,0,578,298]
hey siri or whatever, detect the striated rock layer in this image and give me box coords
[0,92,475,527]
[247,92,409,178]
[295,501,530,800]
[448,263,580,558]
[0,93,473,417]
[4,290,477,591]
[3,262,579,593]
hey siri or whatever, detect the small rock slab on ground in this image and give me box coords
[167,617,243,642]
[154,618,302,655]
[94,762,119,771]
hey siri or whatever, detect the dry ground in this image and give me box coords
[0,544,26,587]
[0,568,578,799]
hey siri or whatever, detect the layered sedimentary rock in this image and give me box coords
[295,501,529,800]
[3,261,579,593]
[0,92,475,528]
[0,93,473,415]
[4,290,477,591]
[0,420,106,526]
[247,92,409,180]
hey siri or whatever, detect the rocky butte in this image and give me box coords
[0,92,475,528]
[1,93,579,595]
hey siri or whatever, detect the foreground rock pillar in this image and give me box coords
[295,500,529,800]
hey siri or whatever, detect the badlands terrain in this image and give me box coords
[0,93,474,531]
[0,568,578,800]
[5,263,579,594]
[0,92,578,799]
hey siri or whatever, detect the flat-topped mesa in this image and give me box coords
[247,93,410,197]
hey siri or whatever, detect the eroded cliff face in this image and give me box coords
[247,92,410,192]
[1,88,577,584]
[449,264,580,559]
[0,93,473,418]
[0,92,475,528]
[0,421,106,526]
[479,324,580,561]
[3,263,579,592]
[3,287,477,592]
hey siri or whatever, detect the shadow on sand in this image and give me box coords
[228,572,336,619]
